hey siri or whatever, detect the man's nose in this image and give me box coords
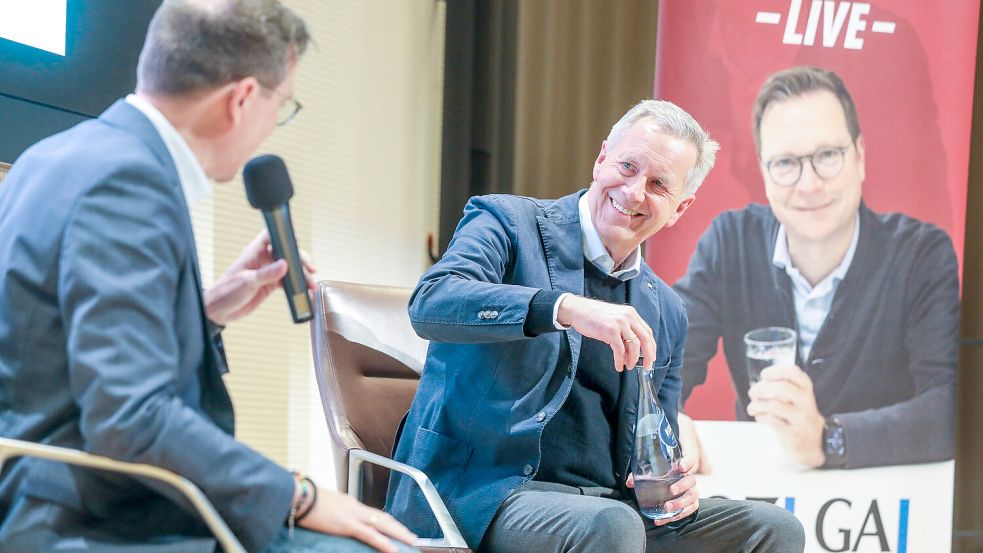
[796,161,824,193]
[623,177,646,203]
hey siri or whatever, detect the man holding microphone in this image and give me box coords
[0,1,417,551]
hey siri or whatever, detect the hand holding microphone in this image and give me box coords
[203,230,316,325]
[242,154,315,323]
[204,155,316,325]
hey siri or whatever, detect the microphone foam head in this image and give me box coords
[243,154,294,209]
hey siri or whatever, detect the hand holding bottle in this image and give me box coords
[631,361,699,524]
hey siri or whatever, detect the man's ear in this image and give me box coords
[592,141,608,182]
[664,194,696,228]
[225,77,260,128]
[854,134,866,183]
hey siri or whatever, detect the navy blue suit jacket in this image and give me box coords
[385,191,688,548]
[0,101,293,551]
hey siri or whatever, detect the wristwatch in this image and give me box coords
[822,416,847,469]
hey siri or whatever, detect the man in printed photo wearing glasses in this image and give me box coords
[674,66,959,471]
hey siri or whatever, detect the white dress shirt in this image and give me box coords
[125,94,211,211]
[578,193,642,280]
[772,213,860,361]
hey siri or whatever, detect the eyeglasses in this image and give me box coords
[763,144,852,187]
[262,85,303,126]
[276,96,302,126]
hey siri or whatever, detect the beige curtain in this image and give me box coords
[513,0,660,200]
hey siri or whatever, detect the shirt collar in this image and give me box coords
[773,212,860,291]
[125,94,211,207]
[578,192,641,281]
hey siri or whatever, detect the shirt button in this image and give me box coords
[489,311,499,318]
[812,358,824,365]
[647,282,654,289]
[629,423,635,433]
[535,412,546,422]
[523,464,534,476]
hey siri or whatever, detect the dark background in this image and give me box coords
[0,0,161,163]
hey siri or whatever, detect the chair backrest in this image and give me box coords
[310,280,428,508]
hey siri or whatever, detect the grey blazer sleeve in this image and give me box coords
[837,229,958,468]
[673,219,725,406]
[58,166,293,550]
[409,195,540,343]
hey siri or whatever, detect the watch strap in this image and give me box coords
[822,416,847,469]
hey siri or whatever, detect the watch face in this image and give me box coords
[825,424,846,456]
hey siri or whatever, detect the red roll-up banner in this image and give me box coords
[649,2,977,551]
[652,0,976,418]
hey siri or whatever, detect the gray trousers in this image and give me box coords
[477,481,805,553]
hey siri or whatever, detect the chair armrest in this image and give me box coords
[348,448,467,548]
[0,437,245,553]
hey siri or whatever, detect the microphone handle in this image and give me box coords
[262,204,313,323]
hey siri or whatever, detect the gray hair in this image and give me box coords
[605,99,720,195]
[753,66,860,155]
[137,0,310,95]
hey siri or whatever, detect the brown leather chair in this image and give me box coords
[310,281,470,552]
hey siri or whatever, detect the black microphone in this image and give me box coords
[243,154,313,323]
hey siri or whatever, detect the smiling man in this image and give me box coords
[386,100,804,553]
[675,66,959,471]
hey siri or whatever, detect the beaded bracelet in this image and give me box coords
[295,476,318,522]
[287,472,314,537]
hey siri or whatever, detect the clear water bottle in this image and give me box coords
[631,360,684,521]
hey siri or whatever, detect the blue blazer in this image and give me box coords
[0,101,293,551]
[386,191,688,548]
